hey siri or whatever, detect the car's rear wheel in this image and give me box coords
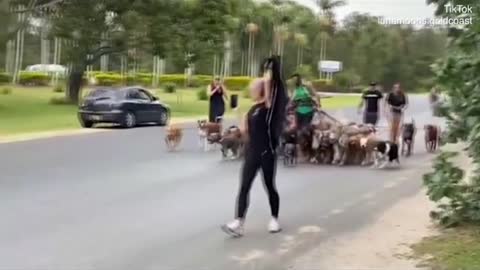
[158,109,170,126]
[122,111,136,128]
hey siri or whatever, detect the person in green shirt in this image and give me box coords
[290,74,318,129]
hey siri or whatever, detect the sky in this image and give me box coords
[295,0,437,21]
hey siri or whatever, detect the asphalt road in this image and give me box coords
[0,95,440,270]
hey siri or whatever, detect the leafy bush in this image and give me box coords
[333,71,361,90]
[49,96,71,105]
[95,74,123,86]
[19,72,50,86]
[242,87,250,99]
[0,72,11,84]
[422,3,480,227]
[89,72,251,89]
[197,87,208,101]
[53,84,65,93]
[311,79,337,92]
[163,82,177,93]
[159,74,187,86]
[224,76,251,91]
[1,87,12,95]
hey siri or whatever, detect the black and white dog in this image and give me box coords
[372,141,400,169]
[282,129,297,166]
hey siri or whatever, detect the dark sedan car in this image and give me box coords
[78,87,170,128]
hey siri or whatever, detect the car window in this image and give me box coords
[128,89,151,101]
[88,89,122,99]
[138,90,152,101]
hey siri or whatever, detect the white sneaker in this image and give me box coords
[221,219,244,237]
[268,218,282,233]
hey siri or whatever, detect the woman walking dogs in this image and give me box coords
[221,56,288,238]
[385,83,408,143]
[207,77,228,123]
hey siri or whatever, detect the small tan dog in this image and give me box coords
[165,124,183,151]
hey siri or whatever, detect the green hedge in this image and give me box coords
[95,74,123,86]
[91,72,250,90]
[19,72,50,86]
[224,76,251,90]
[311,79,337,92]
[0,73,10,84]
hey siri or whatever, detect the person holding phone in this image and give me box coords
[207,77,228,123]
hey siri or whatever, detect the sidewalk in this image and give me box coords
[292,190,436,270]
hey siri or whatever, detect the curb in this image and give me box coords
[0,129,106,144]
[0,117,204,144]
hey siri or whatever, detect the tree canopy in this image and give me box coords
[1,0,448,101]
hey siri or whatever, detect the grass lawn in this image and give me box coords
[412,226,480,270]
[0,86,359,135]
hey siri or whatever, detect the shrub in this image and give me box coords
[311,79,337,92]
[242,87,250,99]
[197,87,208,101]
[125,75,152,86]
[224,76,251,91]
[1,87,12,95]
[333,71,361,89]
[19,72,50,86]
[53,84,65,93]
[163,82,177,93]
[159,74,186,86]
[49,96,71,105]
[95,73,123,86]
[0,73,11,84]
[421,5,480,228]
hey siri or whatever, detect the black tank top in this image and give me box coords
[247,102,270,154]
[210,84,224,104]
[387,92,406,113]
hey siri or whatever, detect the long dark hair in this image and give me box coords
[261,55,288,149]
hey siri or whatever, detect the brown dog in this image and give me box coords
[424,124,440,153]
[401,120,416,156]
[220,126,244,159]
[197,120,222,151]
[165,125,183,151]
[360,134,380,166]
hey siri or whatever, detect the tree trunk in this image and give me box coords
[67,67,85,104]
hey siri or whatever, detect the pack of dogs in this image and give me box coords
[279,111,443,169]
[164,112,443,168]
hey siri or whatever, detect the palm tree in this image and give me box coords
[315,0,346,78]
[245,22,259,77]
[294,32,307,66]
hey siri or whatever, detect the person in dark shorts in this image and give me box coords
[385,83,408,143]
[221,56,288,238]
[358,82,383,126]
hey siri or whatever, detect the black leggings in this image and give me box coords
[235,151,279,219]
